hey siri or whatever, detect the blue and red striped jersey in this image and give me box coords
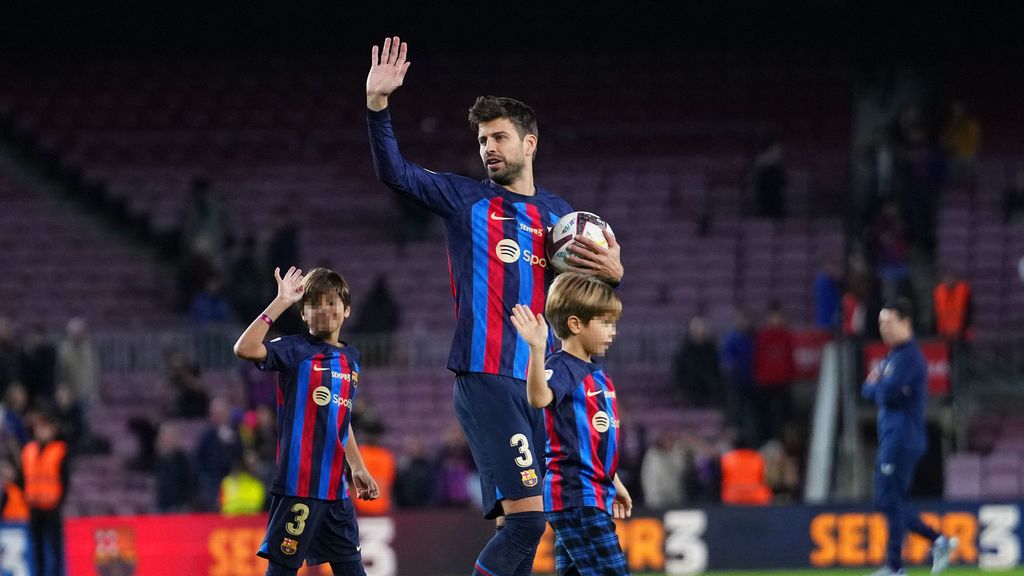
[369,108,573,379]
[542,351,620,513]
[258,334,360,500]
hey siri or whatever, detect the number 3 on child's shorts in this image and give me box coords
[286,503,310,536]
[510,433,534,468]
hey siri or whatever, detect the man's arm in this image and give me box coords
[366,36,468,217]
[874,353,915,407]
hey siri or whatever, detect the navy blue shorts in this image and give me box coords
[454,372,546,519]
[547,507,630,576]
[257,494,362,570]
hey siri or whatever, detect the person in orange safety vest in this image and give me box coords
[933,271,972,342]
[720,438,772,506]
[22,410,69,576]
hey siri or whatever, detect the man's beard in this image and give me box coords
[489,158,525,186]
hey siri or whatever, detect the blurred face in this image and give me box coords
[878,309,912,346]
[573,313,618,357]
[478,118,534,186]
[301,292,350,338]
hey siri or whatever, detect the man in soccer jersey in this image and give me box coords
[862,298,957,576]
[234,266,379,576]
[366,36,624,576]
[511,273,632,576]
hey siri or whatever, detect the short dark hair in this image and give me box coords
[468,96,538,140]
[300,268,352,310]
[882,297,913,321]
[545,273,622,340]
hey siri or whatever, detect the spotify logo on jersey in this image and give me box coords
[592,411,611,433]
[312,386,332,406]
[495,239,521,263]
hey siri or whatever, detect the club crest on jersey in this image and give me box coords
[281,538,298,556]
[520,469,539,487]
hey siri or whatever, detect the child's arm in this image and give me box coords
[233,267,305,362]
[612,473,632,519]
[345,424,380,500]
[510,304,554,408]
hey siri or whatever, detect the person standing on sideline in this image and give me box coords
[863,298,957,576]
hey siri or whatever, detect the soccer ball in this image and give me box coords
[546,211,613,273]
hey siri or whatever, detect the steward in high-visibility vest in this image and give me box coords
[720,445,772,506]
[934,277,972,341]
[22,411,69,576]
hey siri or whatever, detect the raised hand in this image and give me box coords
[274,266,305,306]
[565,227,624,284]
[510,304,548,351]
[366,36,411,111]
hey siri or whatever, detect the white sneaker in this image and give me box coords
[866,568,906,576]
[932,535,959,575]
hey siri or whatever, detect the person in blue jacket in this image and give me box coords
[863,298,957,576]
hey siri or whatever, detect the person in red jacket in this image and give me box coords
[753,304,795,446]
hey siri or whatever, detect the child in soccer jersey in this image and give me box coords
[510,272,633,576]
[234,266,380,576]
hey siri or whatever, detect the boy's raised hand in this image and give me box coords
[510,304,548,351]
[274,266,305,306]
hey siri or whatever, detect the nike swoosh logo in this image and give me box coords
[490,212,515,221]
[313,366,330,371]
[356,546,361,552]
[587,390,603,397]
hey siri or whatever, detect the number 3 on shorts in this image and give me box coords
[286,503,310,536]
[510,433,534,468]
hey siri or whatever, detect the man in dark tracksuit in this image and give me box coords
[862,299,956,576]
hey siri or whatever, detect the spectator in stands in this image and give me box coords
[760,439,800,503]
[0,459,28,522]
[895,103,942,254]
[3,384,30,440]
[189,275,234,327]
[720,311,755,438]
[813,263,842,330]
[672,316,722,408]
[751,133,787,219]
[753,304,796,446]
[394,436,438,508]
[941,99,981,178]
[242,405,277,485]
[435,423,476,508]
[871,199,911,302]
[193,397,242,512]
[394,195,432,249]
[19,324,56,409]
[640,430,688,509]
[219,450,266,516]
[238,359,277,410]
[719,437,772,506]
[227,235,268,322]
[933,270,972,343]
[0,318,20,397]
[55,317,98,419]
[154,423,195,513]
[180,177,229,269]
[264,207,305,335]
[53,385,85,455]
[22,410,69,576]
[683,436,722,504]
[126,416,159,472]
[0,399,29,466]
[166,351,209,419]
[350,274,402,363]
[1002,166,1024,224]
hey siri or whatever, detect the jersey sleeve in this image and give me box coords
[367,107,477,218]
[257,336,297,373]
[544,357,579,406]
